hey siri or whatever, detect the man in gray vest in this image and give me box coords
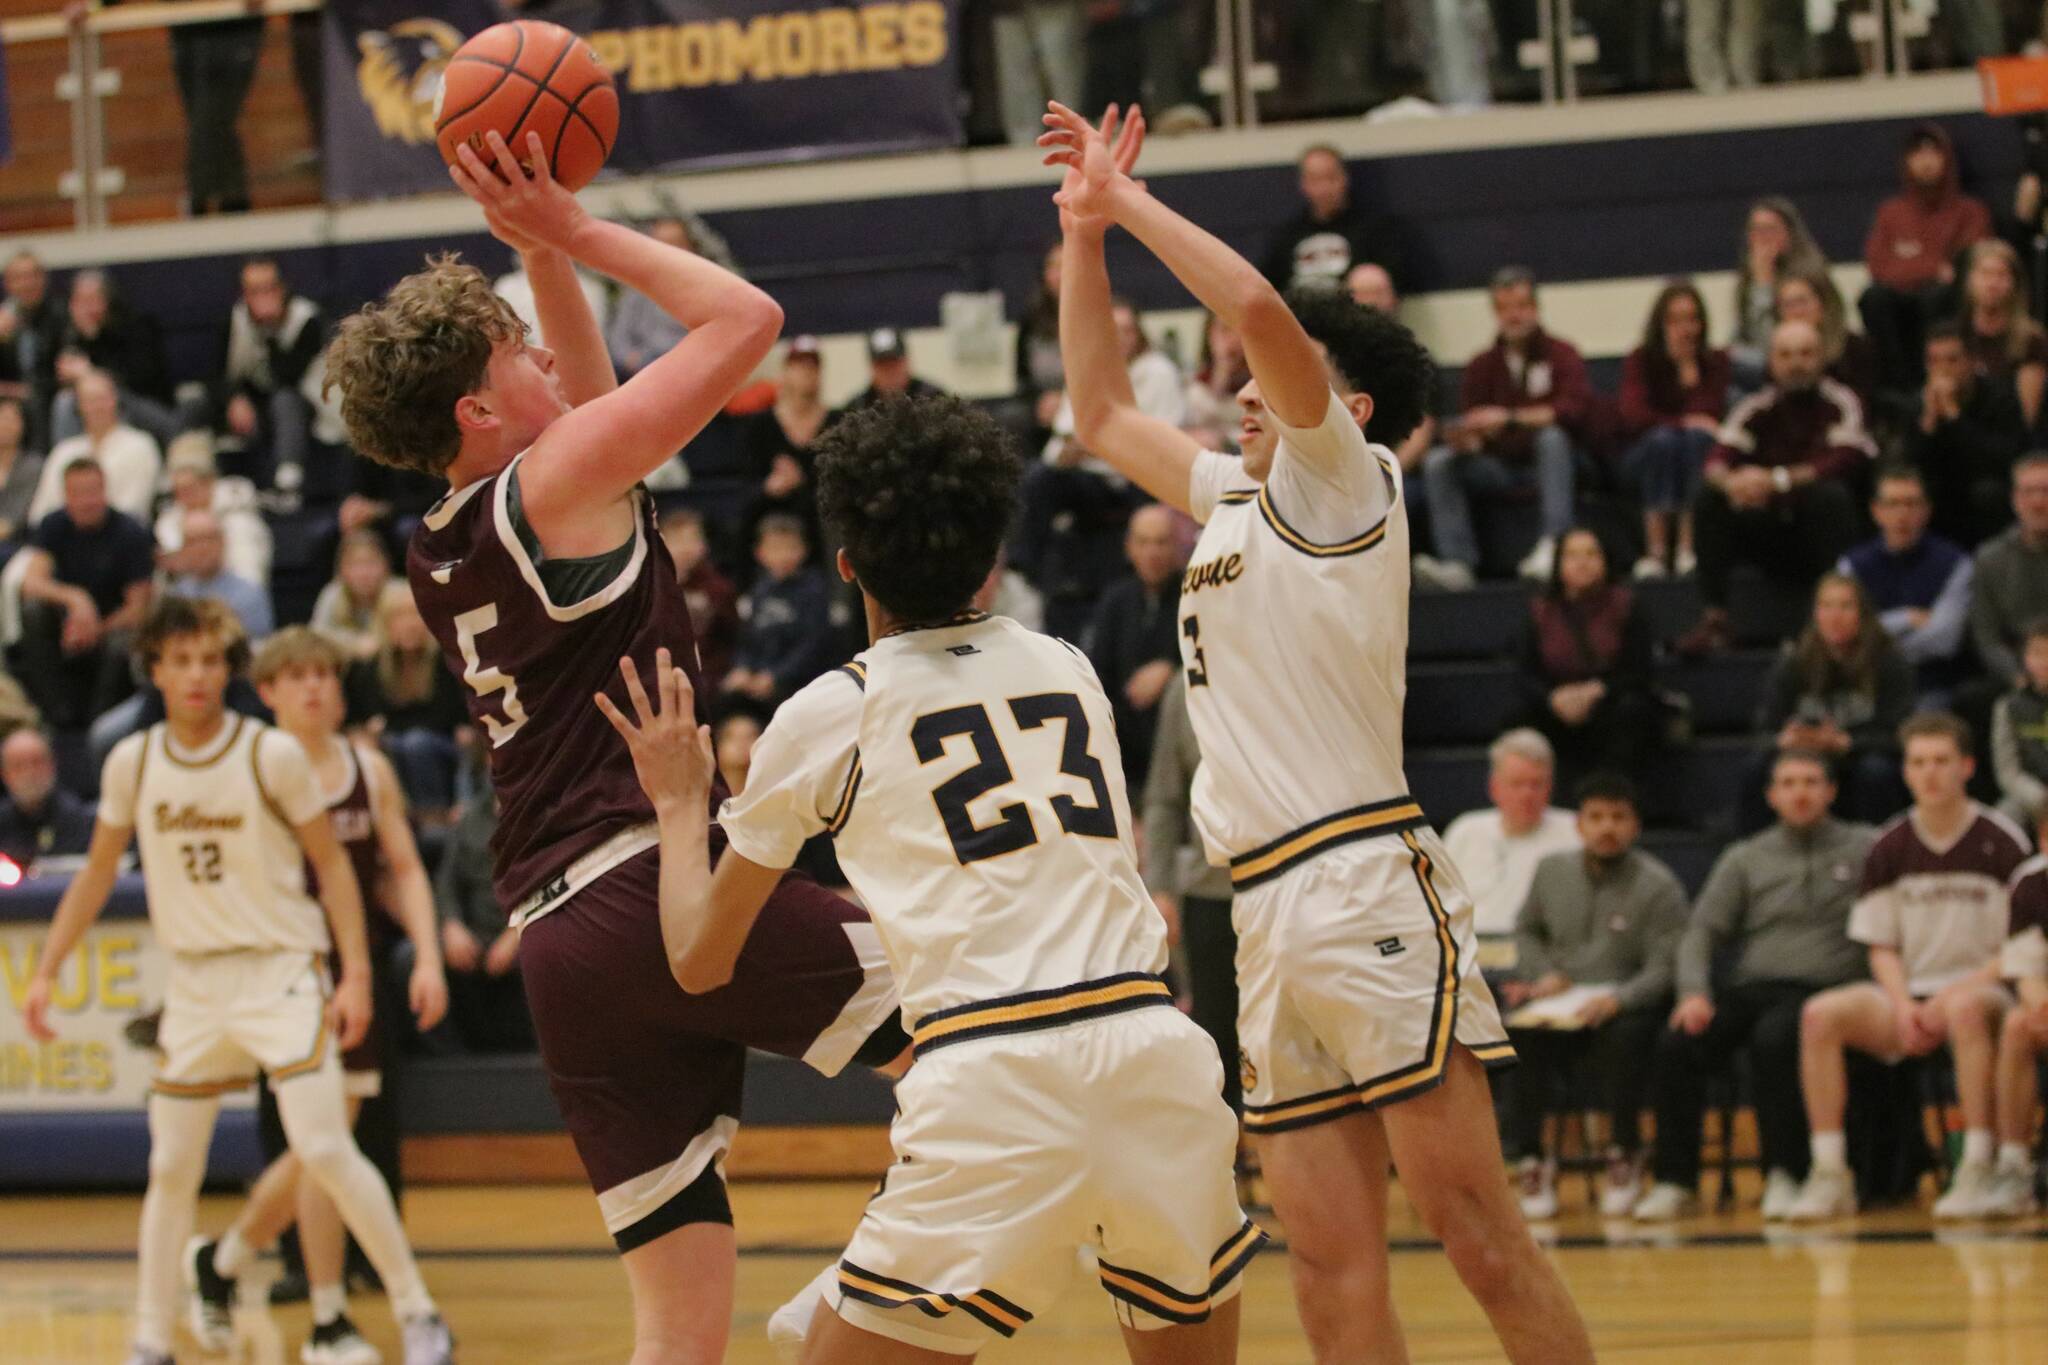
[1634,750,1873,1221]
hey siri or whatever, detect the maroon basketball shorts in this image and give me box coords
[517,847,904,1251]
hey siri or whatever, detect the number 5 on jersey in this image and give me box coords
[454,604,530,746]
[913,691,1118,866]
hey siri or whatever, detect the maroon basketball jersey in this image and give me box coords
[306,740,395,954]
[409,457,718,912]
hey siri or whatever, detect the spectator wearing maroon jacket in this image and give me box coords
[658,505,739,687]
[1860,124,1992,394]
[1423,267,1592,584]
[1774,268,1880,409]
[1619,281,1731,580]
[1679,320,1876,655]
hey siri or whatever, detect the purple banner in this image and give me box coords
[323,0,962,202]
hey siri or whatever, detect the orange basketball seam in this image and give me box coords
[502,31,581,163]
[556,79,616,162]
[434,21,526,132]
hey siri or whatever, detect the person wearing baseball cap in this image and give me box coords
[841,327,944,413]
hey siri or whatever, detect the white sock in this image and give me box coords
[311,1282,347,1327]
[1999,1141,2033,1171]
[1810,1131,1847,1172]
[1963,1129,1995,1167]
[277,1072,436,1323]
[213,1226,252,1278]
[135,1093,222,1352]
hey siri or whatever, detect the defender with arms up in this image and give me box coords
[1045,104,1592,1363]
[323,133,905,1365]
[18,598,451,1365]
[606,396,1254,1364]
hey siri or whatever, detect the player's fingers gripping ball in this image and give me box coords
[435,20,619,192]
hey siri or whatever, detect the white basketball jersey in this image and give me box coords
[1179,394,1424,887]
[719,612,1168,1024]
[97,714,330,955]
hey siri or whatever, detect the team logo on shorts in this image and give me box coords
[1238,1049,1257,1094]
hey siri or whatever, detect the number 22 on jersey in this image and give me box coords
[913,691,1118,865]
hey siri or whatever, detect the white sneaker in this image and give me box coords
[400,1313,454,1365]
[1631,555,1667,581]
[768,1264,837,1363]
[1517,1156,1558,1220]
[1599,1149,1643,1217]
[183,1235,235,1354]
[1787,1165,1857,1222]
[1761,1168,1802,1221]
[1673,548,1698,576]
[1517,536,1557,582]
[1935,1159,1999,1220]
[1631,1182,1695,1222]
[1412,554,1476,592]
[303,1314,382,1365]
[1983,1163,2040,1219]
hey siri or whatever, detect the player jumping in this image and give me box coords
[189,626,453,1365]
[599,393,1254,1363]
[20,597,454,1365]
[1044,104,1594,1361]
[322,132,905,1365]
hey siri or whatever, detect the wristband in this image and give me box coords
[1771,466,1792,494]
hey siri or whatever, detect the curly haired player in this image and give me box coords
[322,132,906,1365]
[600,394,1253,1363]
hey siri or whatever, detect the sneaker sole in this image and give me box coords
[181,1238,234,1352]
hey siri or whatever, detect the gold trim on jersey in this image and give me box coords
[248,724,296,835]
[1094,1218,1268,1324]
[837,660,868,690]
[1215,488,1258,505]
[152,1074,254,1098]
[159,714,246,771]
[909,972,1173,1057]
[826,753,863,835]
[1228,795,1428,889]
[836,1261,1033,1337]
[1251,457,1399,558]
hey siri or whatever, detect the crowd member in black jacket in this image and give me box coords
[198,258,326,492]
[1742,573,1914,831]
[0,252,66,446]
[736,337,829,559]
[0,726,92,868]
[1260,145,1403,295]
[1082,503,1185,787]
[1911,321,2027,548]
[49,270,175,448]
[1512,527,1659,793]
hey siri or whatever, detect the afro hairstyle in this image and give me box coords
[813,394,1023,625]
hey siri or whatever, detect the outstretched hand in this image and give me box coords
[594,648,717,819]
[1040,102,1146,233]
[448,129,590,256]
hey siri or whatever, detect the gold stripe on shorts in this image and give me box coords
[909,973,1173,1057]
[1229,796,1428,890]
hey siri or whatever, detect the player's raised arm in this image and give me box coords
[1056,110,1204,515]
[523,245,616,409]
[21,819,132,1040]
[1044,103,1332,434]
[450,131,783,523]
[595,651,777,992]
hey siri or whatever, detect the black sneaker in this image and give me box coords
[302,1312,382,1365]
[182,1236,235,1352]
[270,1266,311,1304]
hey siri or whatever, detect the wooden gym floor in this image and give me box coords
[5,1173,2048,1363]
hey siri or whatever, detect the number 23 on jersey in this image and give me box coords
[913,691,1118,865]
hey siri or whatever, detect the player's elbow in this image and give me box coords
[736,290,785,354]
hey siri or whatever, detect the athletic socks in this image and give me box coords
[1998,1140,2033,1171]
[1963,1129,1995,1168]
[311,1281,348,1328]
[1810,1131,1847,1172]
[212,1227,253,1279]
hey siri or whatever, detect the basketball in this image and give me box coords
[434,20,619,192]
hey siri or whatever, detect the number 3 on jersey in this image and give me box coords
[1183,614,1210,687]
[913,691,1118,865]
[454,604,530,746]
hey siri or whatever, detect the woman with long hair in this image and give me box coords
[345,581,468,817]
[1182,310,1250,450]
[1733,197,1825,384]
[1958,238,2048,430]
[1745,573,1913,830]
[308,529,392,663]
[1619,281,1730,578]
[1513,526,1660,791]
[1773,267,1879,402]
[1017,239,1066,440]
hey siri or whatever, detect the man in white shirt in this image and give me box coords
[1442,729,1582,950]
[31,368,160,524]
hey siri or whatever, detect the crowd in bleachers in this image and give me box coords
[9,102,2048,1220]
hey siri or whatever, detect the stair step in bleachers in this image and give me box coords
[1412,570,1808,666]
[1637,829,1723,899]
[1414,733,1757,834]
[1405,649,1775,747]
